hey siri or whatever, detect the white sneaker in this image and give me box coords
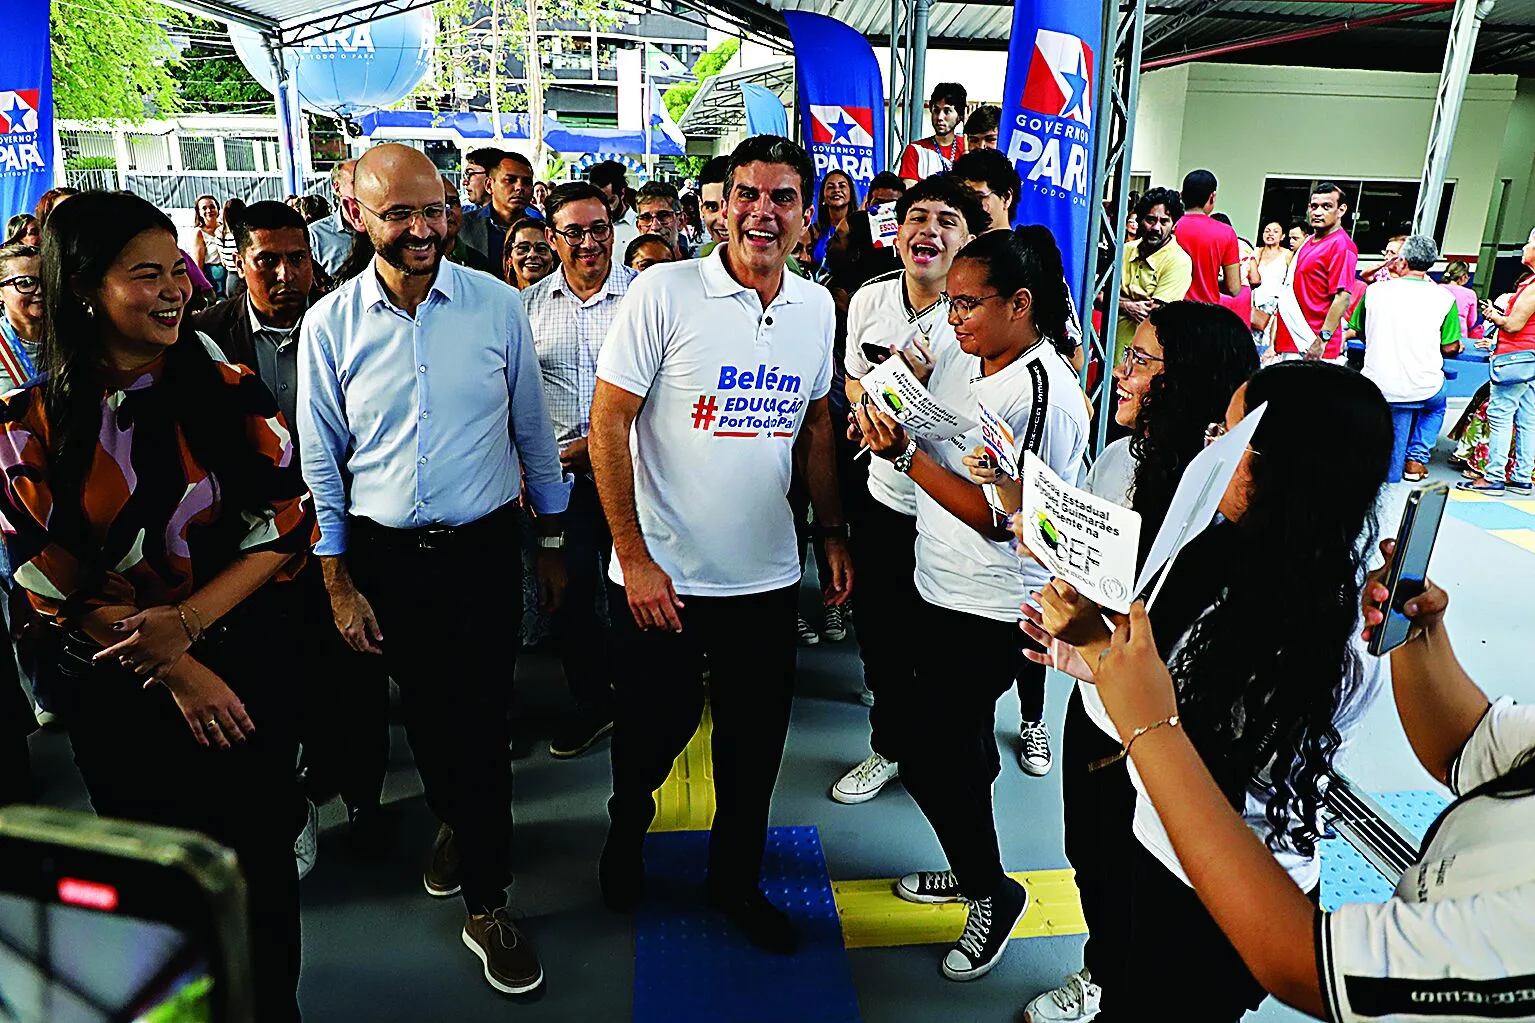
[796,614,820,646]
[858,682,876,708]
[295,798,319,880]
[1019,720,1053,777]
[1024,969,1102,1022]
[893,869,964,904]
[831,752,899,804]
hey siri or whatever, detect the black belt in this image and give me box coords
[349,501,519,552]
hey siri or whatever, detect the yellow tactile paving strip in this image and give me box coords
[833,869,1087,949]
[648,701,716,832]
[1490,528,1535,553]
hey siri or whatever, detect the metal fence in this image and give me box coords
[64,171,334,207]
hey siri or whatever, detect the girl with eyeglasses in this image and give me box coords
[0,243,42,392]
[854,225,1089,984]
[5,214,39,248]
[503,219,556,290]
[1033,361,1395,1023]
[977,300,1257,1021]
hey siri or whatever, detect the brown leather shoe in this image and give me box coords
[1403,460,1428,481]
[462,908,544,994]
[423,824,461,898]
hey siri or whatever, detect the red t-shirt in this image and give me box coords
[898,136,965,181]
[1174,214,1239,304]
[1274,228,1359,358]
[1498,277,1535,355]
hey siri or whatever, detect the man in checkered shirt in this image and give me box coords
[520,181,638,760]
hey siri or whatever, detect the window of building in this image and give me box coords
[1258,176,1454,255]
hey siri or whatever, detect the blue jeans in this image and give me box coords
[1388,387,1448,483]
[1485,378,1535,484]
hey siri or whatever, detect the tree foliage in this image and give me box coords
[162,9,270,110]
[662,37,737,124]
[51,0,182,121]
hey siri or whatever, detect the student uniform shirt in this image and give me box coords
[898,137,965,182]
[1077,435,1137,739]
[1318,697,1535,1023]
[597,246,835,598]
[845,270,956,518]
[913,338,1088,622]
[1350,276,1460,404]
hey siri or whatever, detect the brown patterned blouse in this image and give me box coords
[0,348,316,621]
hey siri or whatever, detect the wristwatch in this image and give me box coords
[813,522,850,540]
[1318,329,1335,343]
[892,437,918,474]
[537,534,565,550]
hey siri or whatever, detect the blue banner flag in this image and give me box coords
[783,12,885,215]
[0,0,54,222]
[998,1,1104,313]
[741,82,788,140]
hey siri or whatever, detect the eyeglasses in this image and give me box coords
[948,293,1002,316]
[511,241,554,257]
[461,169,487,181]
[636,210,677,227]
[353,199,447,225]
[552,222,613,244]
[1121,347,1163,371]
[0,275,39,295]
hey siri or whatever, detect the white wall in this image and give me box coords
[1130,62,1521,258]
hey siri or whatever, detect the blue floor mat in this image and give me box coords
[633,826,860,1023]
[1445,500,1535,531]
[1319,790,1448,912]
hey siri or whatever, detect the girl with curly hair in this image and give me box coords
[1034,361,1394,1023]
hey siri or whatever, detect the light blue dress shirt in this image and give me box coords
[298,259,572,556]
[308,210,354,277]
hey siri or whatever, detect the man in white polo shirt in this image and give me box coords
[589,135,853,955]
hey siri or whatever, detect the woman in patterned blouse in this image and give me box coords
[0,191,316,1021]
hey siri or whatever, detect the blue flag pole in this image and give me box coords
[0,0,55,220]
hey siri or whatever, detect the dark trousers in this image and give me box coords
[606,582,797,891]
[1061,688,1137,996]
[48,599,302,1022]
[852,497,918,760]
[347,507,522,913]
[292,562,390,813]
[547,475,614,716]
[787,466,832,596]
[1015,639,1046,724]
[892,600,1020,900]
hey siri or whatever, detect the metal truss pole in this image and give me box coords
[909,0,930,146]
[1081,0,1148,456]
[265,36,305,198]
[1414,0,1495,236]
[886,0,917,168]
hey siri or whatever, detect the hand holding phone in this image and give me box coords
[1366,484,1449,657]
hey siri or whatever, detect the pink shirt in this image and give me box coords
[1274,228,1359,358]
[1219,285,1252,328]
[1174,213,1239,305]
[1441,281,1479,338]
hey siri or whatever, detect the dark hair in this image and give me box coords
[928,82,967,115]
[586,159,628,193]
[1171,361,1391,858]
[1181,169,1217,210]
[5,214,37,245]
[963,104,1001,138]
[725,135,816,214]
[954,226,1073,358]
[951,149,1021,218]
[34,187,79,228]
[465,147,506,171]
[1136,187,1185,221]
[698,156,731,188]
[1130,302,1259,561]
[896,174,989,237]
[231,200,307,255]
[544,181,610,225]
[496,150,533,172]
[1443,259,1471,283]
[221,197,246,230]
[1313,181,1349,207]
[1210,212,1232,227]
[625,234,674,265]
[867,171,907,197]
[334,229,375,284]
[635,180,680,208]
[39,192,268,518]
[501,219,549,285]
[815,170,859,234]
[297,194,331,223]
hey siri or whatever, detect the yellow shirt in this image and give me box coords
[1116,237,1193,364]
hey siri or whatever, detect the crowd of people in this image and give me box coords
[0,79,1529,1023]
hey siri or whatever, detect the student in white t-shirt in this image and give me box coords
[855,226,1088,984]
[588,136,853,956]
[1081,561,1535,1023]
[827,175,987,807]
[987,300,1258,1023]
[1038,362,1395,1023]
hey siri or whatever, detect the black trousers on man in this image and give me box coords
[545,475,614,717]
[49,594,303,1021]
[346,504,521,913]
[605,582,797,890]
[889,600,1021,901]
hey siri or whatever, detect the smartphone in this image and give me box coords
[0,805,253,1023]
[1369,483,1450,657]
